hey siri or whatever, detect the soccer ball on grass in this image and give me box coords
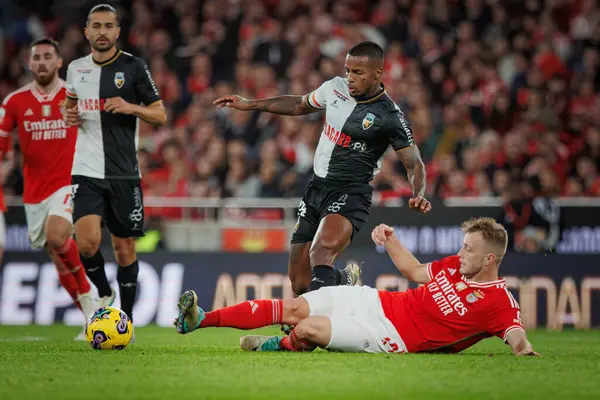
[86,306,133,350]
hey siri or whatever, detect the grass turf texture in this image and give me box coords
[0,326,598,400]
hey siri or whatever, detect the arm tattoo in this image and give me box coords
[396,146,427,198]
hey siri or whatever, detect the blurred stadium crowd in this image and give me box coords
[1,0,599,213]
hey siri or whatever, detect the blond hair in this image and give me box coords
[461,217,508,262]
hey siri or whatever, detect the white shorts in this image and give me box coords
[301,286,407,354]
[0,212,5,248]
[24,185,74,249]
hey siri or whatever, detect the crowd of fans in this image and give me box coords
[2,0,600,215]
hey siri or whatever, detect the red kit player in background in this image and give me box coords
[175,217,539,357]
[0,38,96,339]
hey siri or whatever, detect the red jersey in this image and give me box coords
[0,80,77,204]
[379,255,525,353]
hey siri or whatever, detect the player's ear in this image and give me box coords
[375,67,383,79]
[116,26,121,40]
[84,26,90,41]
[57,57,63,69]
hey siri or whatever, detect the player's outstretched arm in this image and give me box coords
[371,224,430,284]
[396,146,431,213]
[104,98,167,126]
[506,329,540,356]
[213,94,320,116]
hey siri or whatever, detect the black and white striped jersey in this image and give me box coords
[307,77,414,185]
[66,50,161,180]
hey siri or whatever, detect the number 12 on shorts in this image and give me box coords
[382,337,404,353]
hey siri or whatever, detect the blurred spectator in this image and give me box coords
[0,0,598,226]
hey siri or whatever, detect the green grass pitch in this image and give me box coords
[0,325,599,399]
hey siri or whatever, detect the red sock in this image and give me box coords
[200,299,283,329]
[56,238,91,294]
[280,329,317,352]
[57,269,80,306]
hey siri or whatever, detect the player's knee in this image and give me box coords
[112,238,136,266]
[77,237,100,258]
[294,318,321,342]
[282,298,309,325]
[44,222,71,250]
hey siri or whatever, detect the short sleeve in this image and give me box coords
[486,289,525,342]
[386,108,415,151]
[135,58,161,106]
[0,97,16,152]
[65,64,78,100]
[426,255,460,282]
[307,79,333,110]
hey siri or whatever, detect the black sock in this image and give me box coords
[308,265,336,292]
[117,260,139,322]
[81,250,111,297]
[334,268,342,285]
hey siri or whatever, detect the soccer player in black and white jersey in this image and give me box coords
[214,42,431,305]
[63,4,166,331]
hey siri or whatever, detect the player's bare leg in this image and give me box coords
[75,215,115,306]
[45,215,96,318]
[174,290,309,334]
[288,242,312,296]
[111,235,139,327]
[288,222,361,296]
[307,214,355,292]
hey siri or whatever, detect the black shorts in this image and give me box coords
[72,175,145,238]
[291,178,372,244]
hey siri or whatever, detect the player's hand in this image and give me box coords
[105,97,134,115]
[371,223,395,246]
[64,106,81,126]
[408,196,432,213]
[213,94,253,110]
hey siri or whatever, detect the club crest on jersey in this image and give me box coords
[362,112,375,130]
[455,282,468,292]
[466,292,479,303]
[114,72,125,89]
[42,105,51,117]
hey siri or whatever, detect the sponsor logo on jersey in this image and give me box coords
[114,72,125,89]
[77,69,92,74]
[474,289,485,299]
[362,112,375,130]
[24,108,34,116]
[78,98,106,111]
[23,119,68,141]
[351,140,367,152]
[323,123,351,148]
[427,270,468,316]
[455,281,468,292]
[42,105,51,117]
[333,89,349,101]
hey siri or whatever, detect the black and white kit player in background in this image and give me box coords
[63,4,167,334]
[214,42,431,315]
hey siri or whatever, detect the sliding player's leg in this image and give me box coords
[174,290,311,334]
[243,286,408,354]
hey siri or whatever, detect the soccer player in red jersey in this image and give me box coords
[174,217,539,356]
[0,38,96,338]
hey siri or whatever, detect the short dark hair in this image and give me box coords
[348,41,384,61]
[87,4,119,24]
[30,38,60,56]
